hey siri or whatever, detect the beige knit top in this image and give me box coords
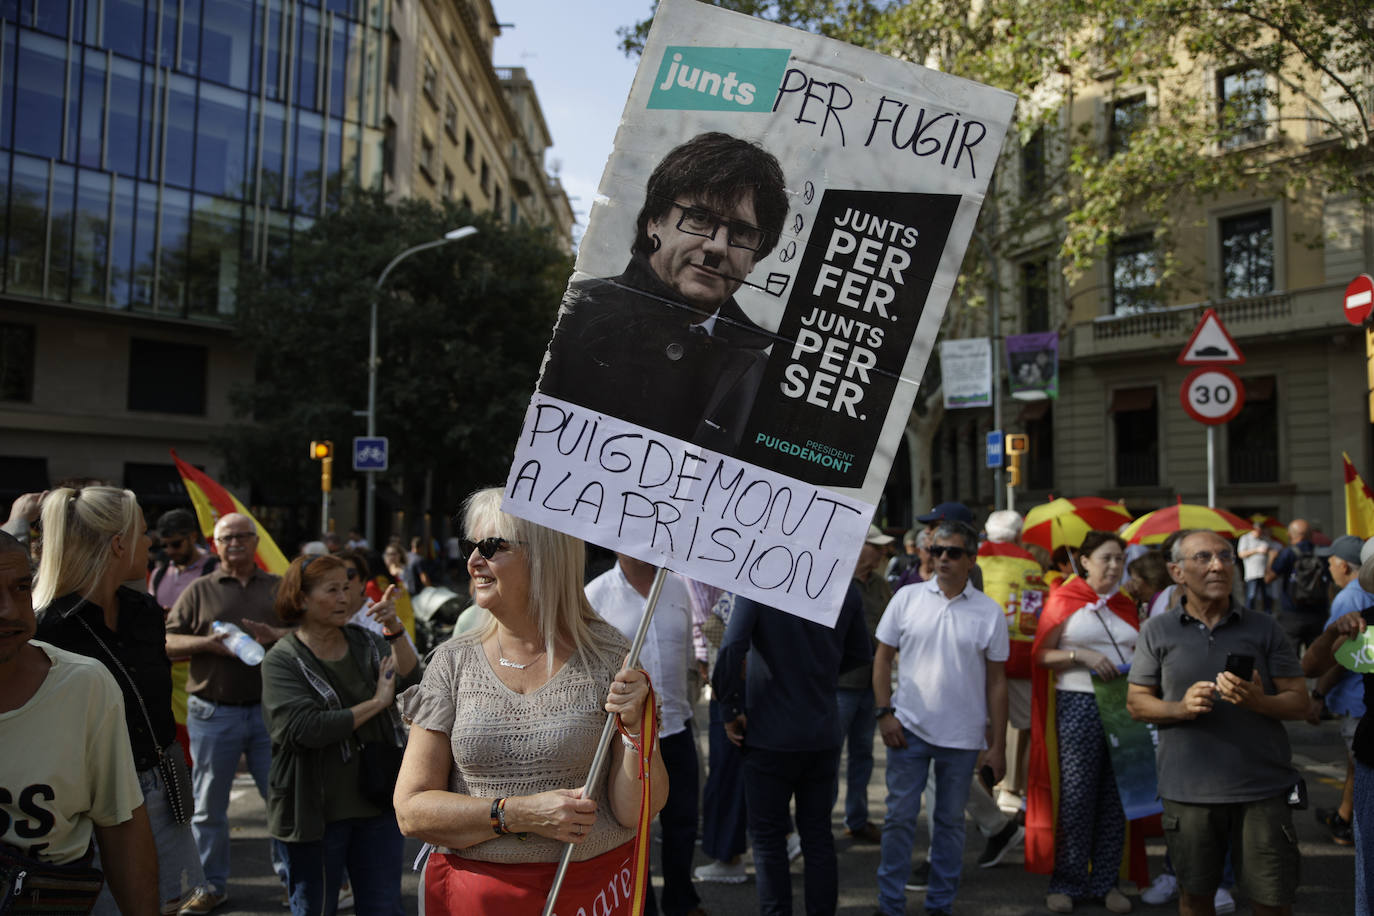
[397,619,636,863]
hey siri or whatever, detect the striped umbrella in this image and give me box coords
[1022,497,1133,551]
[1248,514,1289,545]
[1121,504,1250,545]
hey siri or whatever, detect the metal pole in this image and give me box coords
[367,227,477,546]
[1206,425,1217,508]
[321,490,330,535]
[541,567,668,916]
[971,230,1003,510]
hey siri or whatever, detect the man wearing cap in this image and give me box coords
[1308,535,1374,845]
[835,525,893,844]
[895,503,983,592]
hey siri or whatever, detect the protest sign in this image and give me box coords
[940,338,993,409]
[1007,331,1059,400]
[505,0,1016,625]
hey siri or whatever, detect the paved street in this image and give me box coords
[218,712,1357,915]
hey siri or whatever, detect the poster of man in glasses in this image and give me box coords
[507,0,1015,620]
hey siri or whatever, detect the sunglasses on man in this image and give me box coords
[928,545,970,560]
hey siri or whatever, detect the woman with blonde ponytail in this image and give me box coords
[35,486,206,915]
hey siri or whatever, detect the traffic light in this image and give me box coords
[310,440,334,493]
[1006,434,1028,488]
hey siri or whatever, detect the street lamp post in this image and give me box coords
[366,226,477,547]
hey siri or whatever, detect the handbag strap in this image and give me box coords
[1091,604,1130,667]
[71,613,168,762]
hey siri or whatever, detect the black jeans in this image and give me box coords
[744,746,840,916]
[644,725,701,916]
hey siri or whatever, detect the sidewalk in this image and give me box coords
[219,714,1357,914]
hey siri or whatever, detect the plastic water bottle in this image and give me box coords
[212,621,265,665]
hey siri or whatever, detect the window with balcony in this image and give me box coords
[442,168,454,199]
[422,58,438,107]
[0,322,35,402]
[1110,233,1160,315]
[1021,258,1050,332]
[1020,128,1045,198]
[1111,387,1158,487]
[1109,94,1148,156]
[420,135,437,182]
[464,130,475,171]
[494,185,503,218]
[1228,376,1278,483]
[1218,66,1268,147]
[1220,210,1274,299]
[386,29,401,89]
[382,117,396,178]
[128,339,206,415]
[444,96,459,140]
[480,159,490,195]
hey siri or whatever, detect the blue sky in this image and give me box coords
[493,1,654,240]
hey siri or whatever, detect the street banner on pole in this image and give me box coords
[1006,331,1058,400]
[940,338,994,409]
[504,0,1016,625]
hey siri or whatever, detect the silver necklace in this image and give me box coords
[496,632,544,670]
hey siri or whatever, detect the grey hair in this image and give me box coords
[984,510,1023,544]
[915,528,933,549]
[932,520,978,552]
[1169,529,1217,563]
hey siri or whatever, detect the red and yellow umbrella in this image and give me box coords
[1022,497,1133,551]
[1121,504,1250,545]
[1248,514,1288,545]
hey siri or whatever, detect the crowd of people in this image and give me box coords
[1,485,1368,916]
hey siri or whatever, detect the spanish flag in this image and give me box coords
[170,449,290,574]
[1344,452,1374,539]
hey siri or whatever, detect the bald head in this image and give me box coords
[1288,519,1310,545]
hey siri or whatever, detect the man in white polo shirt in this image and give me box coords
[587,553,704,916]
[872,520,1009,916]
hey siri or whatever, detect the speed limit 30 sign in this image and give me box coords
[1180,368,1245,425]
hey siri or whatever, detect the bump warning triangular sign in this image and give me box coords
[1177,308,1245,365]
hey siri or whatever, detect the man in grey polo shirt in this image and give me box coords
[1127,529,1308,916]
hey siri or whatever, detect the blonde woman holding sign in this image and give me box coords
[394,488,666,914]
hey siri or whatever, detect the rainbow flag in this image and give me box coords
[1344,452,1374,540]
[170,449,289,574]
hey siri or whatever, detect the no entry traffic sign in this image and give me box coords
[1346,274,1374,326]
[1180,368,1245,425]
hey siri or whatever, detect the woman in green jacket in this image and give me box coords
[262,553,421,915]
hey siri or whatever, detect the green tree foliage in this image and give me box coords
[621,0,1373,292]
[220,188,572,528]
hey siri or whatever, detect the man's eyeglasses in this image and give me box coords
[1182,550,1236,567]
[460,537,520,560]
[216,532,256,543]
[928,545,970,560]
[673,203,765,252]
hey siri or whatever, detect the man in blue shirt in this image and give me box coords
[713,585,871,916]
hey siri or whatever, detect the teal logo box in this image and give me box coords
[648,46,791,112]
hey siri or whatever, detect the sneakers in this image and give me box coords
[1214,886,1236,915]
[1104,888,1132,914]
[693,859,748,884]
[977,820,1025,868]
[1045,892,1074,913]
[1318,807,1355,845]
[1140,872,1178,905]
[844,822,883,843]
[905,860,930,891]
[786,832,802,861]
[178,888,228,915]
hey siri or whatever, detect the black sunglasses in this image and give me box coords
[460,537,520,560]
[928,545,970,560]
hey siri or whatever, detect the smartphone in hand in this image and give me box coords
[1224,652,1255,682]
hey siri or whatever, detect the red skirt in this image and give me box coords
[424,841,642,916]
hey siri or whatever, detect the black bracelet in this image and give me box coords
[490,797,505,835]
[384,629,405,641]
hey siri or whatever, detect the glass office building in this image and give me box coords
[1,0,389,320]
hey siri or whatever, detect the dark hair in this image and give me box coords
[1128,551,1171,591]
[1050,545,1075,570]
[337,548,371,580]
[1079,530,1127,560]
[275,554,346,624]
[633,132,789,262]
[157,508,199,538]
[931,520,978,553]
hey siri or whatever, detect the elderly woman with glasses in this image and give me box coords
[261,553,420,915]
[393,488,667,915]
[1027,530,1146,914]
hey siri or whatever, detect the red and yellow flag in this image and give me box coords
[1343,452,1374,539]
[170,449,290,574]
